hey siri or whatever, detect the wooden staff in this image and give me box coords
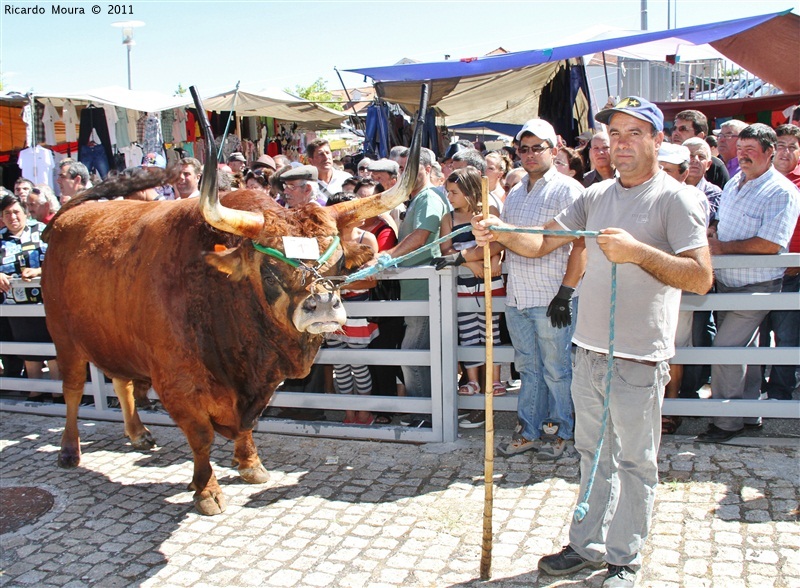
[479,176,494,580]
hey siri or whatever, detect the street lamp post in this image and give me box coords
[111,20,145,90]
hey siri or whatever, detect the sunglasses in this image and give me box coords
[518,144,550,155]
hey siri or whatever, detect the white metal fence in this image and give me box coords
[1,254,798,443]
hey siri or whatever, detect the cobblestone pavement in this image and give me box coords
[1,414,798,588]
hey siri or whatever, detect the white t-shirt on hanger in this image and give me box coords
[18,146,56,187]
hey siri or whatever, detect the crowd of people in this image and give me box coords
[1,95,799,586]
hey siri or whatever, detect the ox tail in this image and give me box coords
[42,167,180,242]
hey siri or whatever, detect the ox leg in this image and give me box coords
[183,423,226,515]
[232,430,269,484]
[112,378,156,450]
[57,358,88,468]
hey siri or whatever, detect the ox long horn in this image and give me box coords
[189,86,264,239]
[329,84,429,226]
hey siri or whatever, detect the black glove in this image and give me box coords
[547,285,575,329]
[432,252,465,271]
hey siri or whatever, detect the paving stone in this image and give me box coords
[1,414,798,588]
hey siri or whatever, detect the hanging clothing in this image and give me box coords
[185,110,197,142]
[142,113,165,157]
[115,107,132,148]
[364,102,390,159]
[17,146,55,187]
[61,100,79,143]
[78,105,115,177]
[160,109,175,145]
[41,100,59,146]
[118,144,144,169]
[172,108,187,143]
[136,112,147,143]
[103,104,119,146]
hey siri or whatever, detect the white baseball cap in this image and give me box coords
[658,143,690,165]
[515,119,557,147]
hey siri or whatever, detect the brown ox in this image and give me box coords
[41,96,423,515]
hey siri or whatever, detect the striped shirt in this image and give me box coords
[501,167,584,308]
[716,166,800,287]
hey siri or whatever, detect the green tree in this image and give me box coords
[174,83,188,97]
[288,78,343,111]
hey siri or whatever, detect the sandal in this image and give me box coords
[661,415,682,435]
[375,415,392,425]
[458,380,481,396]
[492,382,507,396]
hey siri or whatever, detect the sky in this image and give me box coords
[0,0,797,99]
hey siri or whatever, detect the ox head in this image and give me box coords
[190,85,427,335]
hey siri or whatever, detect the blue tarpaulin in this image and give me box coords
[345,11,792,84]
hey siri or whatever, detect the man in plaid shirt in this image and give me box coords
[697,123,800,443]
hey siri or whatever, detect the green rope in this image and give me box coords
[344,223,618,522]
[342,224,474,284]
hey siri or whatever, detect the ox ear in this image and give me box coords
[204,247,248,281]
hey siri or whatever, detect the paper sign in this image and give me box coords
[282,236,320,260]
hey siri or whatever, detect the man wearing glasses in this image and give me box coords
[716,119,748,177]
[494,119,586,461]
[273,165,323,209]
[56,160,91,204]
[671,109,729,189]
[356,158,373,179]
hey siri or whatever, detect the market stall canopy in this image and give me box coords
[345,10,799,125]
[35,86,188,112]
[655,93,800,123]
[200,87,347,130]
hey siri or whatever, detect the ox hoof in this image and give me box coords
[57,450,80,469]
[130,429,157,450]
[238,465,270,485]
[194,492,227,516]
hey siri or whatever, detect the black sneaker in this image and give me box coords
[603,564,636,587]
[407,418,432,428]
[458,410,486,429]
[538,545,605,576]
[694,424,744,443]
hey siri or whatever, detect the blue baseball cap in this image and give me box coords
[595,96,664,132]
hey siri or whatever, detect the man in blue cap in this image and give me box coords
[473,96,713,587]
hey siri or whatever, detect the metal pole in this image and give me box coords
[218,81,240,160]
[640,0,647,30]
[127,43,132,90]
[667,0,671,29]
[334,67,362,129]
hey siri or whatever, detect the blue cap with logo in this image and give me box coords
[595,96,664,132]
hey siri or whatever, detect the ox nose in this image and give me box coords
[302,291,342,313]
[295,290,347,334]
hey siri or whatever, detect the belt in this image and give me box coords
[588,349,657,368]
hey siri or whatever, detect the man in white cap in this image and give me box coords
[492,118,586,460]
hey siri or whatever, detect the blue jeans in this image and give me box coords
[78,144,110,179]
[401,316,431,398]
[504,303,576,441]
[764,272,800,400]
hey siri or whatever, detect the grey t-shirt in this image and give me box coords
[555,171,707,361]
